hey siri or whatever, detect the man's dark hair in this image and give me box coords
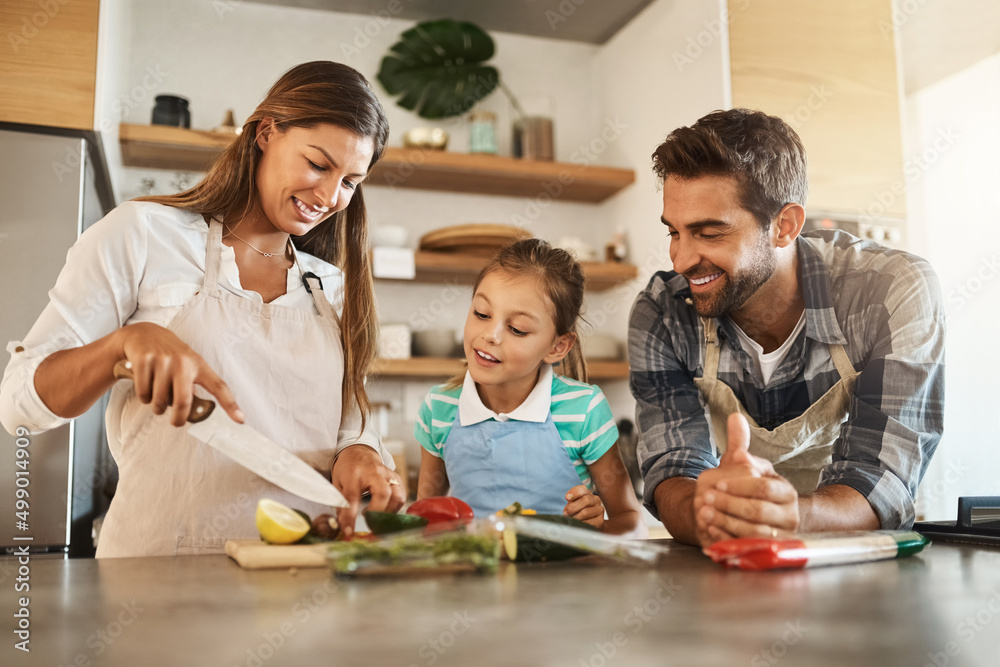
[652,108,808,228]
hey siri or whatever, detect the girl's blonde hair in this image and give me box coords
[448,238,588,388]
[135,61,389,431]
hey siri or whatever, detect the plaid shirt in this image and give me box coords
[628,230,946,529]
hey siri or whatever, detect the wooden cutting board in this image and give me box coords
[419,224,531,256]
[225,539,329,570]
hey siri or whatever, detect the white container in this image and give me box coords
[379,324,412,360]
[371,225,408,248]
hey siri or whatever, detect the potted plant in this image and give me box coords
[377,19,552,160]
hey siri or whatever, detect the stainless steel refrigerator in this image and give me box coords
[0,123,115,556]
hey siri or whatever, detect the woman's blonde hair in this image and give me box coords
[136,61,389,431]
[448,238,588,388]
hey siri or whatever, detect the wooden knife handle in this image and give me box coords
[112,359,216,423]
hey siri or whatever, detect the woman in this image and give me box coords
[0,61,404,556]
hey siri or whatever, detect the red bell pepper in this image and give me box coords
[406,497,474,525]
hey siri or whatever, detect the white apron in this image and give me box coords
[97,220,345,557]
[693,317,859,493]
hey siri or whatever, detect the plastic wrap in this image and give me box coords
[705,530,929,571]
[326,519,499,577]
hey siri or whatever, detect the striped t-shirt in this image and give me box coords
[414,366,619,489]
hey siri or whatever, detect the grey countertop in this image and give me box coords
[4,540,1000,666]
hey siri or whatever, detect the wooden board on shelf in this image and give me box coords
[372,358,629,380]
[116,124,635,202]
[377,251,638,291]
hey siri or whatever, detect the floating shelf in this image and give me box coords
[118,124,635,202]
[119,123,236,171]
[372,358,629,380]
[377,250,637,291]
[367,147,634,203]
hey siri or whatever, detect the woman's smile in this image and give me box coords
[292,196,328,223]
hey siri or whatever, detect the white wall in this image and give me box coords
[594,0,730,413]
[905,52,1000,520]
[103,0,732,476]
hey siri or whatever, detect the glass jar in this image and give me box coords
[468,110,497,154]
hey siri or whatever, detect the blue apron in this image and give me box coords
[442,411,584,517]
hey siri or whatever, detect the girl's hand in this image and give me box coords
[563,484,605,530]
[117,322,242,427]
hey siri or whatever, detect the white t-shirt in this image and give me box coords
[732,311,807,387]
[0,201,384,459]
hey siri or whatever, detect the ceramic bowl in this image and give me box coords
[412,329,460,358]
[403,127,449,150]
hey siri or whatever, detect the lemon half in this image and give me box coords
[256,499,310,544]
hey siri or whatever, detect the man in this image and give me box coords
[629,108,945,547]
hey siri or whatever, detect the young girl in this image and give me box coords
[0,62,404,556]
[415,239,645,535]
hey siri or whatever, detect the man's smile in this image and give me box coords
[689,272,722,288]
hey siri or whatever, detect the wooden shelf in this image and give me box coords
[118,124,635,202]
[372,358,629,380]
[120,123,236,171]
[378,250,637,291]
[367,147,634,203]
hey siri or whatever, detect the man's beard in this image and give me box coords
[688,232,776,319]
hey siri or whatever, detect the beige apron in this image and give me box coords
[97,220,345,557]
[692,317,859,494]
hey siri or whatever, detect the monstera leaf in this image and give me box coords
[377,19,501,120]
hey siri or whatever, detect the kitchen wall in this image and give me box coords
[904,52,1000,520]
[97,1,983,519]
[98,0,729,476]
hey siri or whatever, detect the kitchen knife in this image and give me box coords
[113,360,348,509]
[494,514,670,565]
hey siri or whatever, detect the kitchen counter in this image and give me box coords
[4,540,1000,666]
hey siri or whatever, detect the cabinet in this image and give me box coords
[727,0,906,218]
[0,0,100,129]
[117,123,638,379]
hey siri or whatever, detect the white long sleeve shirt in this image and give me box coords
[0,201,388,464]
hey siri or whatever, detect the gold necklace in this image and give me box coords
[225,227,289,258]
